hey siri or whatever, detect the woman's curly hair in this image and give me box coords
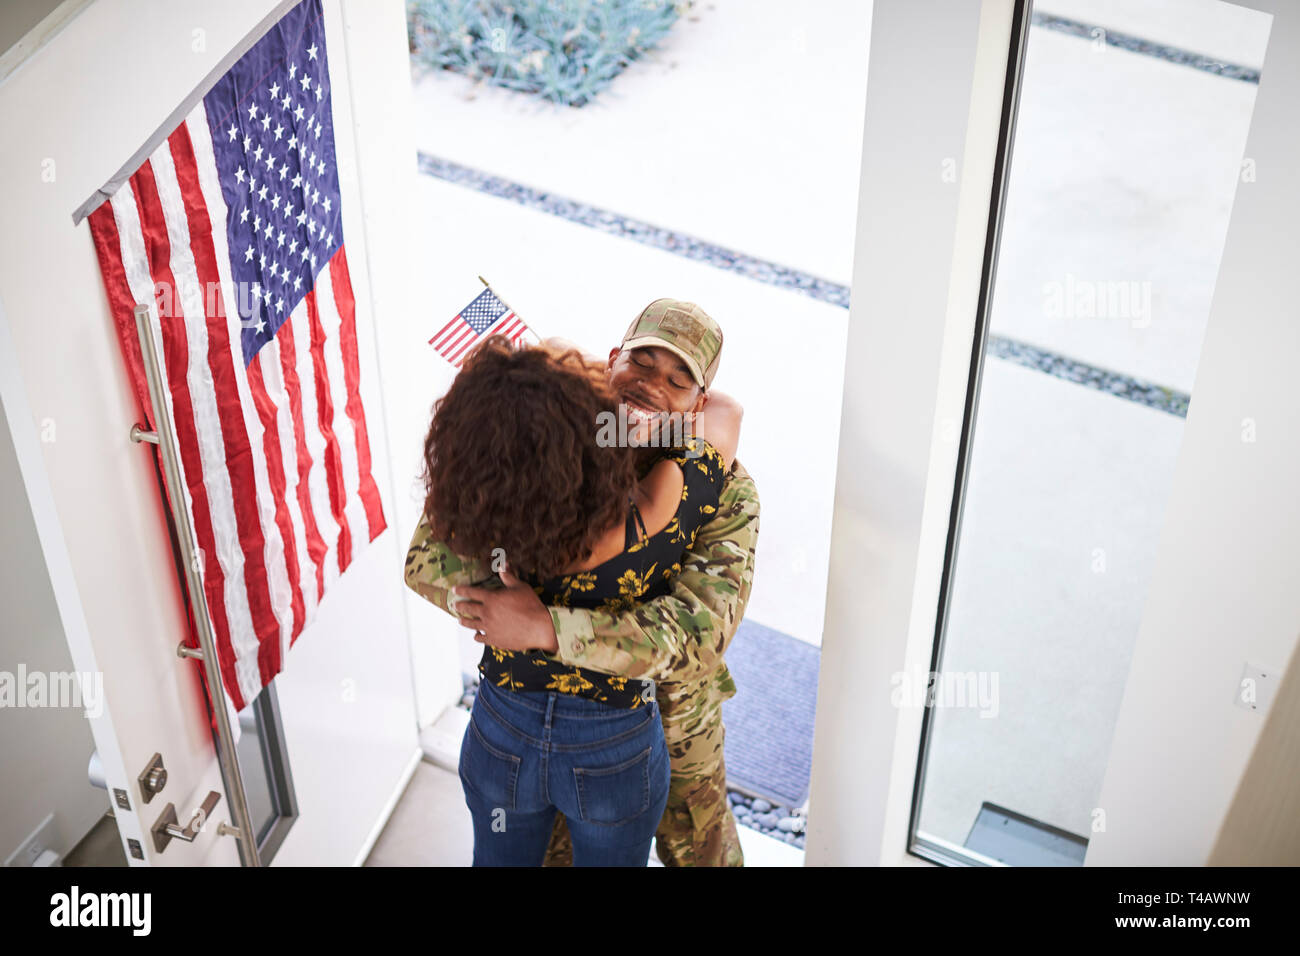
[419,334,638,580]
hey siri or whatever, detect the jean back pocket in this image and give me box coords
[460,715,522,811]
[573,746,652,827]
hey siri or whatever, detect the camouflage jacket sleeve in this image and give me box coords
[548,460,760,683]
[403,513,497,617]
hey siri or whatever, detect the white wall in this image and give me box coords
[0,0,438,865]
[1086,0,1298,866]
[336,4,463,728]
[805,0,1004,866]
[0,373,106,864]
[1209,632,1300,864]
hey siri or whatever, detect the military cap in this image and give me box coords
[620,298,723,390]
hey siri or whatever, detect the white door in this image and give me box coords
[0,0,299,869]
[2,0,439,870]
[0,293,247,867]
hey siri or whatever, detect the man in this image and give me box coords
[404,298,760,867]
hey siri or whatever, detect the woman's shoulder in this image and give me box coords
[634,455,688,536]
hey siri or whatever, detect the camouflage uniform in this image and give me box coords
[404,459,760,867]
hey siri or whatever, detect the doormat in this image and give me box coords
[721,619,819,808]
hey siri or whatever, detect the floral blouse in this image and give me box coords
[478,437,727,708]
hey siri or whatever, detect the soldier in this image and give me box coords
[404,298,760,867]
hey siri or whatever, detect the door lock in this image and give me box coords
[137,752,167,804]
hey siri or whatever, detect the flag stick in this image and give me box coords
[478,275,538,342]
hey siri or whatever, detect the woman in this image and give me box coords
[405,334,741,866]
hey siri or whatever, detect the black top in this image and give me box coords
[477,437,727,709]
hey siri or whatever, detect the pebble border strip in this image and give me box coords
[987,336,1190,417]
[416,152,851,308]
[419,152,1191,419]
[457,676,807,851]
[1031,11,1261,84]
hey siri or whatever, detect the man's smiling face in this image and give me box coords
[606,345,706,432]
[605,345,702,416]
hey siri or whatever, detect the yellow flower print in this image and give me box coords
[601,594,635,614]
[598,564,658,614]
[494,671,523,691]
[615,568,641,597]
[547,669,595,694]
[619,565,658,598]
[557,572,596,605]
[607,675,628,691]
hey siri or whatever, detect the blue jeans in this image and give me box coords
[458,677,670,866]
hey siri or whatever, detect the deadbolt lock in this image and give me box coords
[137,752,167,804]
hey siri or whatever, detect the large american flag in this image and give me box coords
[86,0,385,713]
[430,287,536,367]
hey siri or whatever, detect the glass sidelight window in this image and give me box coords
[231,680,298,862]
[909,0,1272,867]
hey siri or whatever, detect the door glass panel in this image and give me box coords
[911,0,1271,866]
[231,679,296,860]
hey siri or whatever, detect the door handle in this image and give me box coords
[150,790,222,853]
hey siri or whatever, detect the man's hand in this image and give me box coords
[450,565,559,653]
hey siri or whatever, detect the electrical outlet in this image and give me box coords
[1235,661,1277,715]
[5,812,57,867]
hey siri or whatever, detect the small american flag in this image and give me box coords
[85,0,385,714]
[430,287,536,367]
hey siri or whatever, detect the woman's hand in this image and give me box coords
[692,389,743,469]
[451,565,559,653]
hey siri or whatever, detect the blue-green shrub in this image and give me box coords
[408,0,690,107]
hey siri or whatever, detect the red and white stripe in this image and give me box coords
[87,108,385,713]
[428,309,533,368]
